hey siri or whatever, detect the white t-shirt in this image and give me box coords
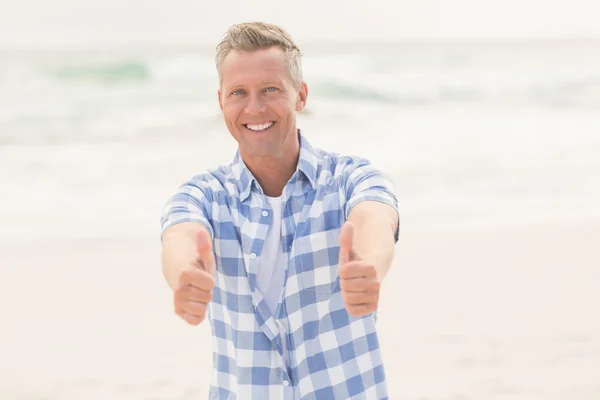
[256,195,289,365]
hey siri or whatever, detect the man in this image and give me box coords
[161,22,399,399]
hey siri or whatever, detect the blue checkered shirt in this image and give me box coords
[161,132,399,399]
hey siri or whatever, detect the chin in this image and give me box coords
[243,143,280,157]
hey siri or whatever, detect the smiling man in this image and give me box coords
[160,22,399,399]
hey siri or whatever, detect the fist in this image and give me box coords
[174,228,216,325]
[338,221,381,317]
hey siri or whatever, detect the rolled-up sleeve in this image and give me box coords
[160,179,214,239]
[343,157,400,242]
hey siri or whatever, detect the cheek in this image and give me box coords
[272,101,295,118]
[222,104,241,121]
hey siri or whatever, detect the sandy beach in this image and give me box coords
[2,37,599,399]
[1,218,599,399]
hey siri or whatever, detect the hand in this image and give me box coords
[173,227,216,325]
[338,221,380,317]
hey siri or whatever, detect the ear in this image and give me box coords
[217,89,224,112]
[295,81,308,112]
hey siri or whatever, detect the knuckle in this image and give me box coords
[346,304,359,316]
[174,286,186,298]
[190,303,205,315]
[368,280,380,293]
[349,293,361,303]
[182,309,205,326]
[366,264,376,276]
[180,269,192,282]
[349,308,362,317]
[198,292,209,303]
[173,296,184,310]
[199,272,214,287]
[207,275,216,288]
[343,282,355,293]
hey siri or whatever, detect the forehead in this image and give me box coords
[220,47,289,87]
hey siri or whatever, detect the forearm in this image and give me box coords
[161,222,204,289]
[348,202,398,281]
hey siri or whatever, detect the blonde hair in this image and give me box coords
[215,22,303,89]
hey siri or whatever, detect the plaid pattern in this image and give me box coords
[161,132,399,399]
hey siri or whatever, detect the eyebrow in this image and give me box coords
[260,79,281,85]
[228,79,281,87]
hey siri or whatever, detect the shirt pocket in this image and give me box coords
[297,209,344,298]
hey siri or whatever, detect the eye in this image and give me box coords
[231,89,246,96]
[264,87,279,92]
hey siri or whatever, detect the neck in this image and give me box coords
[242,135,300,197]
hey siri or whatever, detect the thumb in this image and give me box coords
[196,227,215,275]
[339,221,355,265]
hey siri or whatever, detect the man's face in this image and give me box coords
[218,46,308,159]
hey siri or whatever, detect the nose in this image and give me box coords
[244,93,266,115]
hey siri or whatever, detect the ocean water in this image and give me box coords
[1,40,600,241]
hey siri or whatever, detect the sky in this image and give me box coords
[0,0,598,48]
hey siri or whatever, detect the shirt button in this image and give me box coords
[283,380,290,387]
[262,210,268,217]
[250,253,256,259]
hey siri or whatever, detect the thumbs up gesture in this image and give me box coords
[338,221,381,317]
[173,227,216,325]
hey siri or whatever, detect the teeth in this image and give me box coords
[246,122,274,131]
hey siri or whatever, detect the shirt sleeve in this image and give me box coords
[160,178,215,239]
[342,156,400,242]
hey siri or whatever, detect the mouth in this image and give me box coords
[243,121,275,132]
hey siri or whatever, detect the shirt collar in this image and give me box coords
[231,129,318,202]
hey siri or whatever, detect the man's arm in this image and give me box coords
[161,222,216,325]
[346,200,399,281]
[161,222,206,289]
[338,200,398,317]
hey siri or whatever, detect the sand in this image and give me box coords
[1,219,599,399]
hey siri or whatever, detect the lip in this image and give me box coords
[243,121,276,131]
[243,121,275,126]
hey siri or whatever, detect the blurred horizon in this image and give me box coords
[1,36,600,53]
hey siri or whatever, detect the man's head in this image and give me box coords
[216,22,308,161]
[216,22,303,90]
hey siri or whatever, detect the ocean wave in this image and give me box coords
[40,64,600,107]
[1,45,600,133]
[50,60,150,83]
[531,75,600,107]
[16,50,596,107]
[313,82,396,102]
[310,74,600,107]
[42,55,216,85]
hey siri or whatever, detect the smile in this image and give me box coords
[244,122,275,132]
